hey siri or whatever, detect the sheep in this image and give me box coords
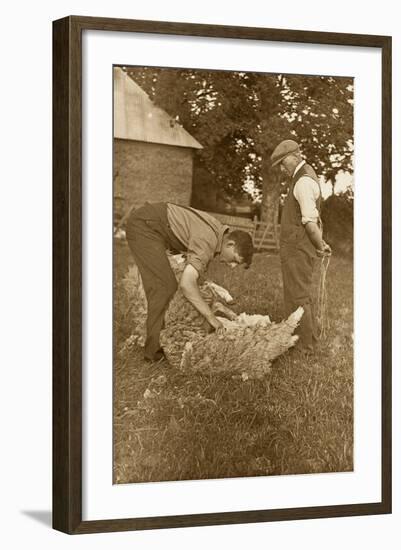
[121,254,303,379]
[165,308,303,379]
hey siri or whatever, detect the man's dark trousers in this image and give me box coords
[125,203,184,360]
[281,247,317,349]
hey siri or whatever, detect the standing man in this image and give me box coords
[125,202,254,362]
[270,140,331,353]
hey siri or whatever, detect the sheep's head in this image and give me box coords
[203,281,234,305]
[167,254,234,306]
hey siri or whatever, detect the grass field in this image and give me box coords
[113,240,353,483]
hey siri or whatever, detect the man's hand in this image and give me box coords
[208,316,225,335]
[316,241,332,257]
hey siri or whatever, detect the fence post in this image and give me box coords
[252,215,258,242]
[257,223,270,252]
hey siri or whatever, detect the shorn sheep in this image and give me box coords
[120,254,303,379]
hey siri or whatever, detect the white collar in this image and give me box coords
[293,160,306,177]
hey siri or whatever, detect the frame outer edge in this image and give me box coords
[68,15,389,47]
[52,16,83,534]
[52,15,392,534]
[381,35,392,514]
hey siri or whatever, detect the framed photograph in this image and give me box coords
[53,16,392,534]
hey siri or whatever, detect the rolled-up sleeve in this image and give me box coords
[293,176,321,224]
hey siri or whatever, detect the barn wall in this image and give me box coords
[114,139,193,220]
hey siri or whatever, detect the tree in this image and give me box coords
[124,67,353,224]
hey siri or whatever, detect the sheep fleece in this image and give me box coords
[123,256,303,378]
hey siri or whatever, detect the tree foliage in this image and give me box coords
[124,66,353,222]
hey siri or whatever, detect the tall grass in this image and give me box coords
[113,241,353,483]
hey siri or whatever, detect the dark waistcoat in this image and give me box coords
[280,163,321,257]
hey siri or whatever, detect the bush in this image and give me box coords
[320,193,353,257]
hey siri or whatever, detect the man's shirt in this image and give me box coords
[167,203,229,274]
[292,160,321,225]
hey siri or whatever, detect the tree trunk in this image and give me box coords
[260,158,281,228]
[191,158,218,211]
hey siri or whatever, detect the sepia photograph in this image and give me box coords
[112,64,354,485]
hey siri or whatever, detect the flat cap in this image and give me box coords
[270,139,300,167]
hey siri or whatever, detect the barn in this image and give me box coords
[113,67,203,223]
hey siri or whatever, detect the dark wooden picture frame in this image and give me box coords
[53,15,392,534]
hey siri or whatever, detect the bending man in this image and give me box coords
[125,202,254,361]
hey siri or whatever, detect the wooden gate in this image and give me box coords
[208,212,279,252]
